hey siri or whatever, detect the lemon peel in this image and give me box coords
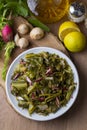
[58,21,80,41]
[64,32,86,52]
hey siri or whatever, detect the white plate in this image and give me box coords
[6,47,79,121]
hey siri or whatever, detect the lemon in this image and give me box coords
[64,32,86,52]
[58,21,80,41]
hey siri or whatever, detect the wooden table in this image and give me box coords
[0,0,87,130]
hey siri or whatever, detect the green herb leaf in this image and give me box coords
[0,36,5,50]
[2,41,15,80]
[28,16,50,32]
[4,2,29,17]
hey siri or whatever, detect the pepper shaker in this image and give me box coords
[68,1,87,23]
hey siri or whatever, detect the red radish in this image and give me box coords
[1,25,13,43]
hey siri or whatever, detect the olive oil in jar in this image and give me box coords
[27,0,69,23]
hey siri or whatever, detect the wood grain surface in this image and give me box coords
[0,0,87,130]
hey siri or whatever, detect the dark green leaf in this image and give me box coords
[0,36,5,50]
[28,16,50,32]
[4,2,29,17]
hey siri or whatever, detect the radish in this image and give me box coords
[1,25,13,43]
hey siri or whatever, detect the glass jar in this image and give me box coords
[27,0,69,23]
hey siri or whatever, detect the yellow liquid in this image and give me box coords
[27,0,69,23]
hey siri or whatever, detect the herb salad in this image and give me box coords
[11,51,76,115]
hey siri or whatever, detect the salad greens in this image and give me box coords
[2,41,15,80]
[0,0,29,17]
[11,52,76,115]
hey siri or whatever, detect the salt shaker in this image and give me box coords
[68,1,87,23]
